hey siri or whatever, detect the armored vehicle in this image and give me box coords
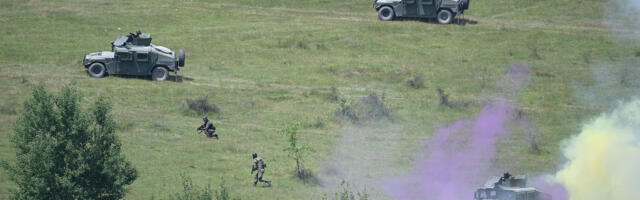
[82,31,185,81]
[474,173,552,200]
[373,0,469,24]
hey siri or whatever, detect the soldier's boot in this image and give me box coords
[214,134,219,140]
[266,180,272,187]
[253,181,257,187]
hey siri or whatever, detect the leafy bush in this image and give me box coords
[1,85,137,199]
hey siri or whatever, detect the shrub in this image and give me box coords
[437,87,451,107]
[358,93,392,121]
[529,132,541,153]
[407,75,424,89]
[327,86,340,102]
[171,175,239,200]
[480,67,488,89]
[185,95,220,115]
[335,92,393,124]
[322,180,369,200]
[582,52,592,64]
[529,45,541,60]
[1,85,137,199]
[305,116,325,129]
[337,98,359,123]
[280,123,316,183]
[436,88,469,109]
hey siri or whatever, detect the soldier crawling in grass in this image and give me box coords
[251,153,272,187]
[197,116,217,139]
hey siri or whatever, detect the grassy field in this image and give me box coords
[1,0,639,199]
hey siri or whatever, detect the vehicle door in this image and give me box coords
[115,50,136,75]
[419,0,437,17]
[134,51,152,75]
[403,0,419,16]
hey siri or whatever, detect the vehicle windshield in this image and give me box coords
[113,36,128,46]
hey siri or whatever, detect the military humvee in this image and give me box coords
[373,0,469,24]
[82,31,185,81]
[474,173,552,200]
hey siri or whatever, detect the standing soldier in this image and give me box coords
[251,153,272,187]
[197,116,218,139]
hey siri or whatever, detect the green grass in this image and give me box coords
[1,0,639,199]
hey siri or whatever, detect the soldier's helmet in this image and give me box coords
[504,172,511,179]
[203,116,208,121]
[136,30,142,36]
[252,153,257,158]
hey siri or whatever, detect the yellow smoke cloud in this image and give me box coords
[555,99,640,200]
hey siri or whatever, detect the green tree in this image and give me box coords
[1,86,137,199]
[279,123,315,182]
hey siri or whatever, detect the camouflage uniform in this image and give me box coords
[198,120,217,139]
[252,156,271,186]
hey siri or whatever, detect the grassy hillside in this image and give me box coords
[1,0,639,199]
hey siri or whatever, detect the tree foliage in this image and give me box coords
[1,85,137,199]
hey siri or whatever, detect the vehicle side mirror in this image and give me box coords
[111,41,114,52]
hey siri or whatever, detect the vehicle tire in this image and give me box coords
[87,62,106,78]
[151,67,168,81]
[378,6,395,21]
[437,9,453,24]
[178,49,185,67]
[462,0,470,10]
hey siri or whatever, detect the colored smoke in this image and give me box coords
[385,100,513,199]
[318,125,408,198]
[552,99,640,200]
[606,0,640,41]
[552,1,640,198]
[573,63,640,110]
[384,66,529,200]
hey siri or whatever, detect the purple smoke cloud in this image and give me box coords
[385,99,512,200]
[384,66,532,200]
